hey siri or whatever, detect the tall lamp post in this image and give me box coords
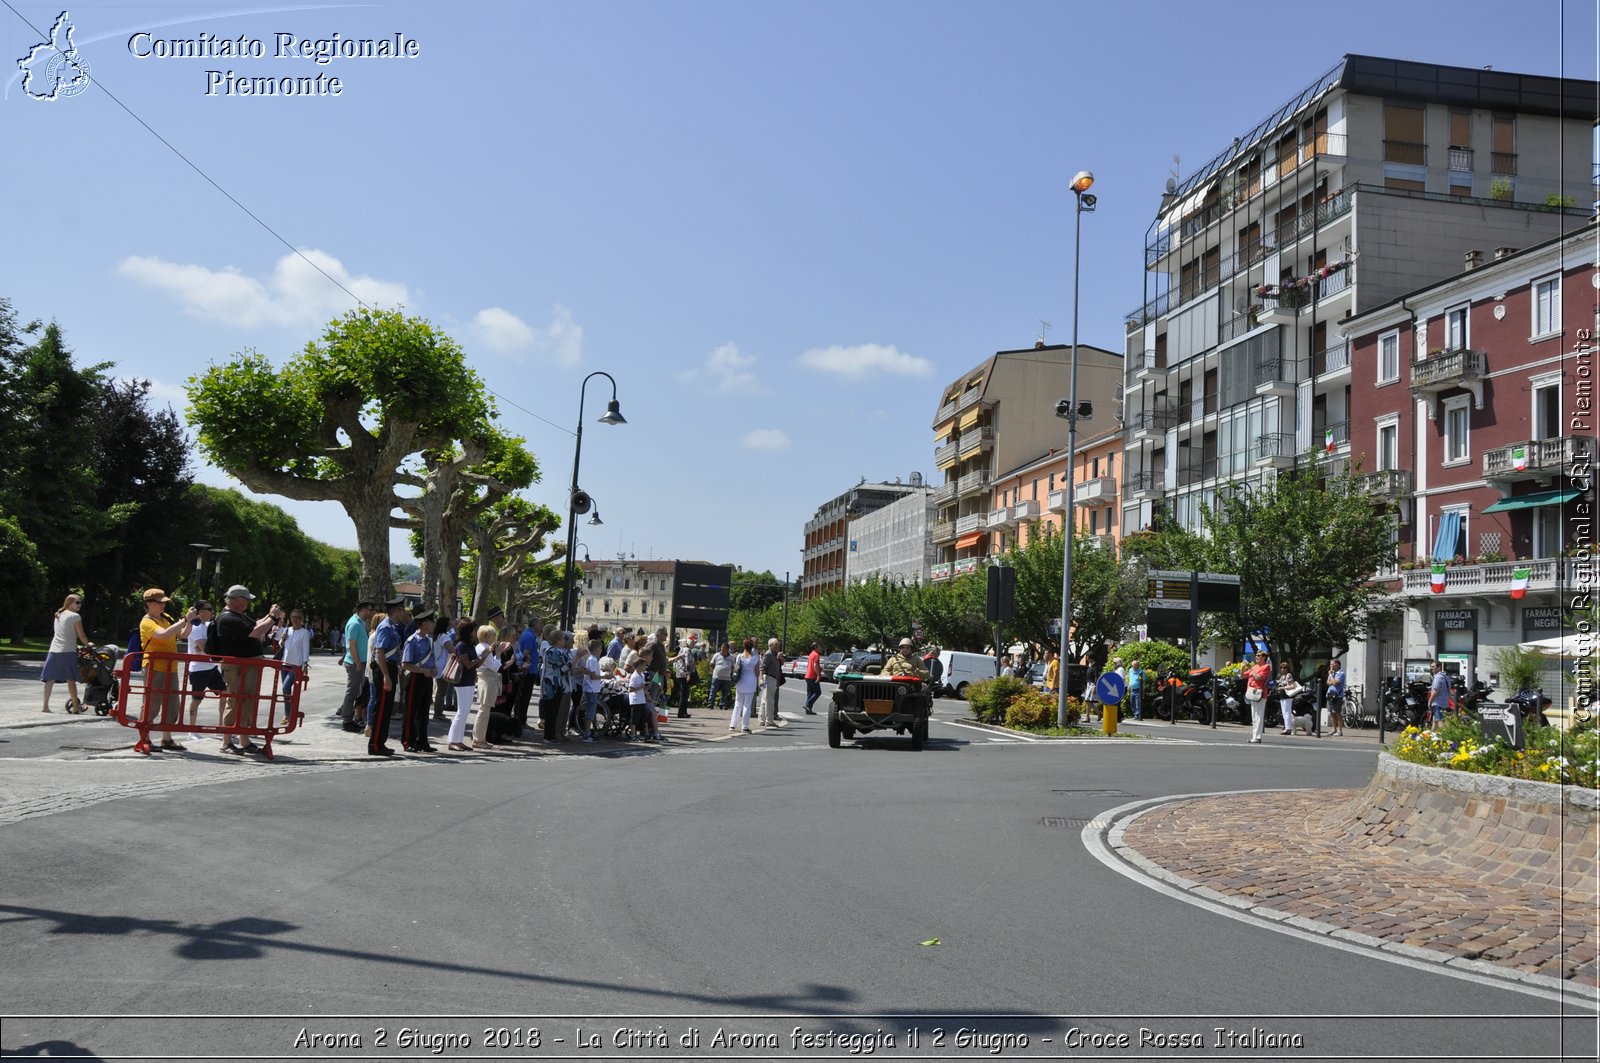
[1057,170,1098,728]
[207,547,228,601]
[561,372,626,631]
[188,543,211,603]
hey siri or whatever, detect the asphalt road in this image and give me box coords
[1,679,1593,1062]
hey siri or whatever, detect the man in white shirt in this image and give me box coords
[184,601,226,726]
[275,609,313,704]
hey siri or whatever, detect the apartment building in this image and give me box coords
[1343,224,1596,693]
[1121,54,1596,544]
[845,484,937,586]
[801,478,924,599]
[931,341,1122,579]
[979,427,1125,566]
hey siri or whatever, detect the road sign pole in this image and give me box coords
[1188,570,1200,671]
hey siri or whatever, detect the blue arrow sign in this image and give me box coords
[1096,671,1127,705]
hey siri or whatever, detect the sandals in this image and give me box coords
[160,738,185,752]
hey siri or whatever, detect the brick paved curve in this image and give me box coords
[1120,761,1599,988]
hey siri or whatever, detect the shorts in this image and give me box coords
[188,668,227,694]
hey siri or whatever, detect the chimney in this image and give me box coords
[1493,246,1518,261]
[1034,339,1046,349]
[1463,249,1483,270]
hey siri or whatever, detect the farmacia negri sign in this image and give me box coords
[127,31,421,96]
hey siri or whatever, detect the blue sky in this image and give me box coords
[3,0,1595,579]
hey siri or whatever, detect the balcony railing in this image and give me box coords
[1126,471,1164,498]
[987,507,1015,529]
[1400,557,1582,596]
[956,388,985,412]
[1074,476,1117,505]
[1384,140,1426,166]
[958,425,994,457]
[1491,152,1517,175]
[1318,420,1351,450]
[1315,342,1351,374]
[1047,488,1068,513]
[934,440,959,467]
[1130,350,1164,377]
[931,481,958,505]
[1128,408,1178,436]
[1219,313,1260,344]
[1411,348,1487,391]
[1352,468,1413,500]
[931,519,956,544]
[956,469,991,496]
[955,513,987,536]
[1483,436,1596,482]
[1315,264,1352,301]
[1255,432,1295,465]
[1177,454,1217,486]
[1273,187,1356,250]
[1448,146,1474,171]
[935,400,957,424]
[930,561,953,582]
[1013,498,1041,521]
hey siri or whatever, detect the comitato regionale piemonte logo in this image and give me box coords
[17,10,91,100]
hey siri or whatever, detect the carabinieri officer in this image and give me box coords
[400,609,438,753]
[367,596,408,757]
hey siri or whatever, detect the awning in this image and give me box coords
[954,531,986,550]
[1482,489,1581,514]
[958,408,981,430]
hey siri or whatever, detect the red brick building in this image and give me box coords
[1344,223,1596,694]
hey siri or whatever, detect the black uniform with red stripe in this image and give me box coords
[367,614,403,756]
[400,626,437,752]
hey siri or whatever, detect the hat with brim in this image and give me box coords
[224,585,254,601]
[899,638,915,648]
[384,595,406,610]
[486,606,505,622]
[412,609,436,624]
[142,588,170,604]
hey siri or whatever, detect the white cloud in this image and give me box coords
[116,249,409,329]
[471,307,536,353]
[531,305,583,366]
[682,341,763,394]
[797,343,934,378]
[741,428,791,451]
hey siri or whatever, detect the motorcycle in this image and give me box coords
[1216,675,1252,724]
[1155,667,1214,722]
[1505,688,1552,729]
[1379,678,1430,729]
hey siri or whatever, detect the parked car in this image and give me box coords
[1026,662,1047,689]
[820,652,846,681]
[783,655,808,679]
[835,651,886,679]
[934,650,999,699]
[832,656,854,682]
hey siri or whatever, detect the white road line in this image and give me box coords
[1081,791,1600,1007]
[938,718,1039,742]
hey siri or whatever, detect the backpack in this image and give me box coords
[127,626,144,672]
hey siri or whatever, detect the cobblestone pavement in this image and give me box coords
[1119,789,1600,990]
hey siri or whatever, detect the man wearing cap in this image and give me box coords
[338,600,376,732]
[366,596,409,756]
[400,610,438,753]
[211,585,280,756]
[882,638,929,681]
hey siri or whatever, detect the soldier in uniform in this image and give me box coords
[400,609,438,753]
[881,637,930,680]
[366,596,408,757]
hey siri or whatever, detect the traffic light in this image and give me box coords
[986,565,1015,623]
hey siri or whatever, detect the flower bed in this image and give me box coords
[1389,717,1598,789]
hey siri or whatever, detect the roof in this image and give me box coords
[1165,54,1600,206]
[932,343,1124,428]
[578,559,713,574]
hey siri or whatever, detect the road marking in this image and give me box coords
[939,719,1037,742]
[1081,791,1600,1007]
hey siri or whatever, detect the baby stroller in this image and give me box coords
[73,644,122,715]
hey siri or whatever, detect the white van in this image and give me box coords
[935,650,999,699]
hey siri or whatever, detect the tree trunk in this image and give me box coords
[347,487,396,601]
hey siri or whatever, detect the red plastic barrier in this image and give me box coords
[113,652,303,759]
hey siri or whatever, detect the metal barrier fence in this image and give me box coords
[113,652,303,759]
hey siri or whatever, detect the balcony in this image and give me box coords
[955,513,987,537]
[931,481,958,505]
[1260,285,1311,326]
[1127,471,1165,501]
[1272,188,1355,255]
[930,561,953,582]
[958,425,994,459]
[1074,476,1116,506]
[934,439,959,468]
[1255,432,1295,469]
[1254,355,1298,397]
[1047,489,1068,513]
[1314,264,1353,305]
[1219,312,1262,344]
[1316,420,1350,456]
[1484,436,1596,484]
[956,469,991,498]
[1130,349,1166,383]
[1084,533,1118,551]
[931,519,956,545]
[1352,468,1413,501]
[1410,348,1487,413]
[987,506,1016,530]
[1176,454,1217,487]
[1400,557,1582,597]
[1448,146,1474,171]
[1384,140,1426,166]
[1129,406,1177,442]
[1491,152,1517,176]
[1314,342,1351,375]
[935,399,957,425]
[956,388,985,412]
[1013,498,1040,522]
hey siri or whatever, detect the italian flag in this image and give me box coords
[1511,445,1528,472]
[1431,562,1447,593]
[1324,427,1336,453]
[1510,565,1530,599]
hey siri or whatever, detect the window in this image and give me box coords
[1383,101,1425,163]
[1448,182,1472,198]
[1533,506,1562,557]
[1444,305,1469,351]
[603,600,611,614]
[1089,510,1099,534]
[1448,108,1472,152]
[658,602,666,615]
[1047,472,1055,491]
[585,599,592,613]
[604,578,612,590]
[1533,276,1561,337]
[1443,397,1470,464]
[1032,478,1039,500]
[623,578,631,590]
[1377,329,1400,383]
[1491,113,1516,172]
[1441,506,1470,562]
[1376,419,1400,471]
[1533,380,1561,439]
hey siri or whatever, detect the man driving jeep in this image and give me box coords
[880,638,929,680]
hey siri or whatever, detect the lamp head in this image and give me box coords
[588,509,604,526]
[1070,170,1095,193]
[598,399,626,426]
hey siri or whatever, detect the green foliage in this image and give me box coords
[0,513,47,630]
[1003,687,1058,730]
[730,569,789,611]
[1112,639,1191,679]
[1489,178,1513,200]
[1543,193,1575,208]
[992,528,1143,662]
[912,573,990,651]
[1492,644,1547,695]
[189,485,358,618]
[965,675,1029,723]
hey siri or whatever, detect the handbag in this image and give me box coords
[1245,686,1265,702]
[442,655,462,683]
[778,674,787,686]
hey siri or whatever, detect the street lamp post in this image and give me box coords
[561,373,626,632]
[1058,170,1098,728]
[188,543,211,603]
[207,548,228,600]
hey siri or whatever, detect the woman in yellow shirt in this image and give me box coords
[139,588,195,751]
[1042,650,1060,697]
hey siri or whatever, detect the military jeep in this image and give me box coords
[828,673,932,750]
